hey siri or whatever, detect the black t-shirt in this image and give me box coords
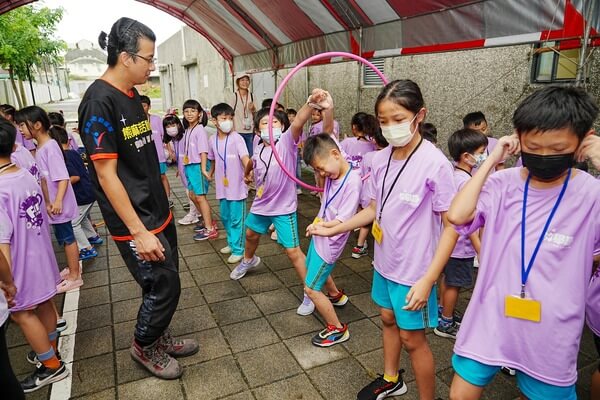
[78,79,170,240]
[64,149,95,206]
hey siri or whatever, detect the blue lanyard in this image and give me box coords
[520,168,571,297]
[216,134,229,176]
[322,167,351,217]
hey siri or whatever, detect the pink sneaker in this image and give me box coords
[56,278,83,293]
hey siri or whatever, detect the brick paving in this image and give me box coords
[5,168,598,400]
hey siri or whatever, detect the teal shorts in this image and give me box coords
[245,212,299,249]
[452,354,576,400]
[371,269,437,330]
[159,162,167,175]
[184,162,210,196]
[305,241,335,291]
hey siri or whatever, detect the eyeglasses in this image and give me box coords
[128,53,157,65]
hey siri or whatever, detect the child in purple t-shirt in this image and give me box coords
[340,112,377,170]
[304,133,361,347]
[207,103,251,264]
[15,106,83,293]
[0,117,67,392]
[433,128,486,341]
[448,86,600,400]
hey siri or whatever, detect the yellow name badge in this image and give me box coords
[256,185,264,198]
[312,217,322,226]
[183,155,190,165]
[223,177,229,187]
[505,295,541,322]
[371,220,383,244]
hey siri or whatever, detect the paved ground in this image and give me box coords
[5,167,598,400]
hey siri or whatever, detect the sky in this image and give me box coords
[40,0,184,48]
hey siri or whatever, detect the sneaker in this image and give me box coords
[178,213,199,225]
[26,349,63,365]
[87,235,103,245]
[193,227,218,241]
[452,309,463,325]
[297,295,315,316]
[130,340,183,380]
[270,230,278,241]
[501,366,517,376]
[227,254,243,264]
[159,328,199,358]
[56,278,83,293]
[193,223,206,233]
[357,369,408,400]
[21,361,68,393]
[220,246,232,254]
[79,247,98,261]
[168,200,175,209]
[56,318,67,333]
[230,256,261,280]
[311,323,350,347]
[351,244,368,259]
[183,203,191,211]
[433,322,459,339]
[328,290,349,307]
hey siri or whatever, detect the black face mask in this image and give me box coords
[521,151,575,181]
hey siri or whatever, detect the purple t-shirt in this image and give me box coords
[207,132,249,201]
[454,168,600,386]
[251,130,299,216]
[68,131,79,152]
[0,168,60,311]
[367,140,456,285]
[175,139,187,187]
[588,267,600,337]
[35,139,79,224]
[150,114,166,163]
[183,124,209,165]
[11,143,40,183]
[313,168,361,264]
[359,150,377,209]
[451,168,477,258]
[341,137,376,170]
[486,136,499,155]
[309,120,340,139]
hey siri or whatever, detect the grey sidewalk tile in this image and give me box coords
[110,281,141,303]
[401,379,451,400]
[70,353,116,397]
[107,255,126,269]
[341,318,383,356]
[330,273,371,295]
[262,254,292,271]
[237,343,302,388]
[252,374,324,400]
[118,377,184,400]
[178,271,196,289]
[221,392,256,400]
[222,317,280,353]
[255,242,286,257]
[359,270,374,284]
[115,348,152,384]
[307,357,372,400]
[177,286,206,310]
[112,298,140,324]
[211,297,262,326]
[73,325,113,361]
[190,264,231,285]
[109,266,134,284]
[427,334,456,372]
[274,267,303,287]
[177,327,231,367]
[339,257,374,274]
[251,288,299,315]
[84,257,109,273]
[332,302,369,324]
[284,333,350,370]
[8,344,32,376]
[185,253,226,270]
[330,262,354,278]
[170,305,217,336]
[238,272,284,294]
[350,292,380,318]
[182,356,248,399]
[266,309,323,340]
[77,303,112,332]
[72,387,116,400]
[201,280,246,303]
[82,270,109,288]
[5,323,28,348]
[114,320,136,350]
[179,242,215,257]
[79,286,111,309]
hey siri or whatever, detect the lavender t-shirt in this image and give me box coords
[454,168,600,386]
[359,150,377,209]
[309,120,340,139]
[313,168,361,264]
[207,132,249,201]
[451,169,477,258]
[184,124,209,165]
[35,140,79,224]
[367,140,456,285]
[251,130,299,216]
[0,168,60,311]
[341,137,376,170]
[68,131,79,152]
[11,143,40,182]
[588,268,600,337]
[175,139,187,187]
[150,114,166,163]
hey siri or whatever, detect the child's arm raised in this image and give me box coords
[448,134,520,225]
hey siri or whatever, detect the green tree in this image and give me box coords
[0,5,66,107]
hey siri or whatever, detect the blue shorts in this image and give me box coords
[452,354,576,400]
[184,162,210,196]
[444,257,474,288]
[371,270,437,330]
[245,212,299,249]
[305,241,335,291]
[159,162,168,175]
[52,221,76,246]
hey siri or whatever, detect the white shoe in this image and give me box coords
[297,295,315,316]
[268,224,275,231]
[271,231,278,241]
[230,256,261,280]
[220,246,232,254]
[227,254,243,264]
[178,213,199,225]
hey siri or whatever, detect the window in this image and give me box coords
[532,41,580,83]
[363,57,385,86]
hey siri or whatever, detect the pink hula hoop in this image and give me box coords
[268,51,389,192]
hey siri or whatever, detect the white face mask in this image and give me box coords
[380,113,419,147]
[219,120,233,134]
[166,126,179,137]
[260,127,282,142]
[469,153,487,168]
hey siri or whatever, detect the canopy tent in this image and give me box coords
[1,0,598,73]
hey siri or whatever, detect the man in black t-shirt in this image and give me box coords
[79,18,198,380]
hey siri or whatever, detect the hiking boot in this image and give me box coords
[159,328,199,358]
[357,369,408,400]
[130,340,183,379]
[21,361,69,393]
